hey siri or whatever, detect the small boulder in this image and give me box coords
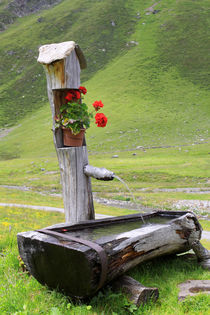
[178,280,210,301]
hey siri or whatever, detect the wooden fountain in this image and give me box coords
[17,41,209,304]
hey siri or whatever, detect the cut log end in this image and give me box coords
[110,275,159,307]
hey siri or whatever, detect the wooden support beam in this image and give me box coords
[110,275,159,306]
[191,239,210,270]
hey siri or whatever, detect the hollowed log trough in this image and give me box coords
[17,211,202,298]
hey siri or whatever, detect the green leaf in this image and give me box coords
[50,307,62,315]
[86,305,92,310]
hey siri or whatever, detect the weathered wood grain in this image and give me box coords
[43,50,80,90]
[111,275,159,306]
[38,43,94,223]
[57,146,94,223]
[17,211,202,298]
[191,239,210,270]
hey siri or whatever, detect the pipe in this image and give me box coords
[84,165,114,181]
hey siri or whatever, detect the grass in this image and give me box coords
[0,1,209,154]
[0,144,209,215]
[0,0,137,127]
[0,206,210,314]
[199,220,210,232]
[0,144,209,187]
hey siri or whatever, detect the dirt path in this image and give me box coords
[0,125,21,139]
[0,202,111,219]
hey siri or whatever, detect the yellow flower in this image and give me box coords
[62,118,69,126]
[1,221,10,227]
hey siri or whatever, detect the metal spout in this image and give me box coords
[84,165,114,181]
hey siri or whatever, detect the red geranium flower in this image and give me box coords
[72,90,81,100]
[65,90,81,102]
[92,100,104,111]
[79,86,87,95]
[95,113,108,127]
[65,92,73,102]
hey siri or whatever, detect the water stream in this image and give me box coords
[113,174,145,223]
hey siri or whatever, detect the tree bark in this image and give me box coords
[57,147,94,223]
[17,211,202,298]
[191,239,210,270]
[110,275,159,306]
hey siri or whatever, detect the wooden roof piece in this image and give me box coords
[37,41,87,69]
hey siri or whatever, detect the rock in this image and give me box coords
[0,22,6,31]
[8,0,62,18]
[178,280,210,301]
[7,50,15,56]
[136,12,141,19]
[153,10,160,14]
[112,155,119,158]
[37,17,44,23]
[126,41,139,47]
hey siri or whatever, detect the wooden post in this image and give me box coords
[37,41,94,223]
[58,147,94,224]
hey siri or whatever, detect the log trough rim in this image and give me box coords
[38,210,202,234]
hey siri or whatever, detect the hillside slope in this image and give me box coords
[0,0,136,127]
[0,0,209,158]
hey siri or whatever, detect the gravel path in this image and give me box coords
[138,187,210,194]
[0,202,111,219]
[1,185,209,212]
[173,200,210,212]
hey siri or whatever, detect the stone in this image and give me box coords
[178,280,210,301]
[153,10,160,14]
[37,17,44,23]
[37,41,75,64]
[126,41,139,47]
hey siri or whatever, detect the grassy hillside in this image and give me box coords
[0,0,136,127]
[0,0,209,158]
